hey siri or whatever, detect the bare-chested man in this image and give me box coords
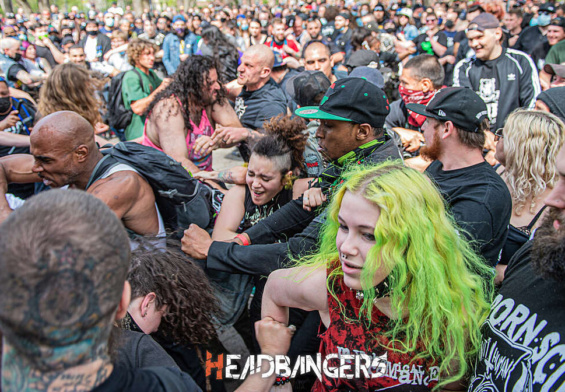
[0,111,161,238]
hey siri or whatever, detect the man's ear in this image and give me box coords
[74,144,89,163]
[356,123,372,141]
[420,78,434,93]
[115,281,131,321]
[442,121,456,139]
[260,66,272,79]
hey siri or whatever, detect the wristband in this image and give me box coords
[274,375,290,386]
[235,234,250,246]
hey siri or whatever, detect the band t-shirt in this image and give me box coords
[468,241,565,392]
[412,31,448,57]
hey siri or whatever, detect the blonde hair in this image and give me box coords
[38,63,104,127]
[503,109,565,214]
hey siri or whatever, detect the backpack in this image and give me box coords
[106,69,142,131]
[85,142,217,237]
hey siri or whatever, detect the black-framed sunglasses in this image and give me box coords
[494,127,504,141]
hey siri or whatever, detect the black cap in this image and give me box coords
[406,87,488,132]
[295,77,390,128]
[346,50,379,68]
[539,3,556,13]
[374,4,385,12]
[468,13,500,31]
[550,16,565,29]
[349,66,385,89]
[286,70,331,107]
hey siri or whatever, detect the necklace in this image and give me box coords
[355,276,391,301]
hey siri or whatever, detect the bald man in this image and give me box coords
[303,41,336,83]
[210,44,288,161]
[0,111,162,239]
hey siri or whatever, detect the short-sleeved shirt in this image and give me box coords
[122,67,162,140]
[412,31,448,57]
[545,39,565,65]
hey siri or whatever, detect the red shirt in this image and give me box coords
[313,263,439,391]
[264,37,299,59]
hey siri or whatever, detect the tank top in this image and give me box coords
[238,186,293,233]
[313,263,439,392]
[142,95,214,171]
[498,205,547,265]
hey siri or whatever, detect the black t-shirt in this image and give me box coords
[240,186,293,232]
[513,25,545,54]
[468,240,565,392]
[35,45,58,68]
[425,160,512,266]
[92,363,201,392]
[7,63,27,84]
[531,40,551,70]
[412,31,448,57]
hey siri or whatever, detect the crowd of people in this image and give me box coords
[0,0,564,391]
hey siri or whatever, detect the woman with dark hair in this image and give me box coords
[119,245,218,389]
[197,25,241,82]
[212,114,309,241]
[142,55,242,175]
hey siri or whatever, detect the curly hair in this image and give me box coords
[295,161,493,390]
[253,114,308,173]
[126,38,158,66]
[503,109,565,215]
[128,245,218,345]
[145,56,226,132]
[38,63,104,127]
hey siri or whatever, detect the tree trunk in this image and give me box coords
[142,0,150,12]
[37,0,48,11]
[132,0,142,15]
[13,0,31,14]
[1,0,13,14]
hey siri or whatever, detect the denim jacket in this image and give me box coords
[162,32,199,75]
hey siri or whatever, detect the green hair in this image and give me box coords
[296,160,494,389]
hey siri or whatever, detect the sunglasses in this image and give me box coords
[426,19,437,23]
[494,128,504,141]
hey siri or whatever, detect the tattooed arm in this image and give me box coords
[194,165,247,185]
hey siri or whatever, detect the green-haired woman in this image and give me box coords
[262,161,493,391]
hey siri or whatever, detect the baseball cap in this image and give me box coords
[295,77,390,128]
[544,63,565,78]
[406,87,488,133]
[273,51,284,68]
[397,8,413,18]
[346,50,379,68]
[550,16,565,29]
[172,15,187,23]
[539,3,556,13]
[286,70,331,107]
[468,13,500,31]
[349,66,385,89]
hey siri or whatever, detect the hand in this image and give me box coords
[94,122,110,135]
[192,135,215,156]
[193,170,219,181]
[158,78,172,91]
[180,53,189,62]
[395,128,425,152]
[283,44,295,55]
[255,317,295,356]
[210,126,249,147]
[443,55,455,65]
[426,29,436,38]
[302,187,326,212]
[181,223,213,259]
[0,111,20,131]
[41,37,53,46]
[103,50,113,61]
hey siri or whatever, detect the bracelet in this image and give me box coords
[235,234,250,246]
[274,374,290,386]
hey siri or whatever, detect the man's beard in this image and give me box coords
[531,206,565,281]
[419,128,442,161]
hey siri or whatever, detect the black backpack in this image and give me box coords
[106,69,142,131]
[85,142,217,237]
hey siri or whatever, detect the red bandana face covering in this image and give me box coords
[398,85,437,128]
